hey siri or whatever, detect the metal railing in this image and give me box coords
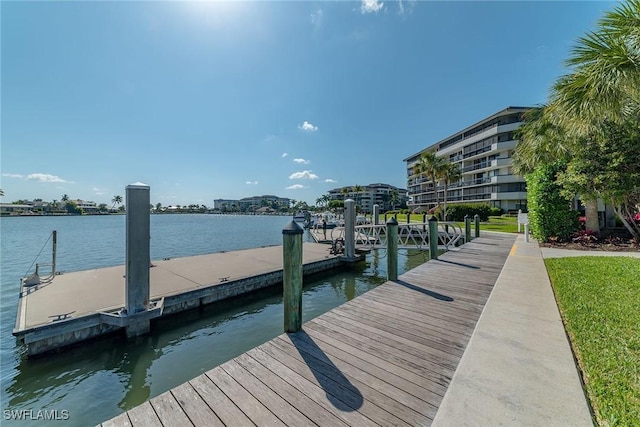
[331,222,463,250]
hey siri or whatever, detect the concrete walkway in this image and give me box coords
[432,234,594,426]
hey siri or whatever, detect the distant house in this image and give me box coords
[0,203,33,216]
[74,199,98,213]
[214,195,290,212]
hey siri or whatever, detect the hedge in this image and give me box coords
[525,161,580,242]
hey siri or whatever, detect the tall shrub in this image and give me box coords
[526,161,579,242]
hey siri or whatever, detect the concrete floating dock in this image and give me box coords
[13,243,345,356]
[101,233,518,426]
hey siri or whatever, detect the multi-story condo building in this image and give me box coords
[404,106,530,213]
[214,195,290,211]
[327,183,408,213]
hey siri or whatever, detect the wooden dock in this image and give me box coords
[13,243,345,356]
[101,232,516,426]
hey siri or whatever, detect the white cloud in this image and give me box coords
[324,178,337,183]
[2,173,25,179]
[298,121,318,132]
[282,152,289,158]
[289,170,319,180]
[361,0,384,14]
[245,180,259,185]
[397,0,416,16]
[293,158,310,164]
[26,173,72,183]
[311,9,323,29]
[92,187,106,195]
[286,184,305,190]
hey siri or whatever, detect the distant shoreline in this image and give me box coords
[0,211,295,218]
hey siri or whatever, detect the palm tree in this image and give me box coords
[0,188,4,197]
[111,195,123,210]
[389,189,399,211]
[512,106,572,175]
[340,187,350,201]
[414,151,445,211]
[61,194,69,202]
[515,1,640,233]
[353,184,364,211]
[438,163,462,221]
[550,0,640,134]
[514,105,601,232]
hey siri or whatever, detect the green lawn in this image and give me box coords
[376,214,520,234]
[545,257,640,426]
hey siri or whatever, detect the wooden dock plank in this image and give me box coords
[296,325,445,404]
[221,359,314,426]
[274,334,435,424]
[235,353,350,427]
[149,390,194,427]
[205,366,286,427]
[100,233,517,427]
[101,412,132,427]
[301,323,448,397]
[309,314,459,375]
[127,401,162,427]
[363,290,480,328]
[189,374,255,426]
[331,303,470,351]
[259,340,412,427]
[170,382,224,427]
[345,295,473,337]
[247,347,379,427]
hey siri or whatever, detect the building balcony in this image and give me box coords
[493,139,517,152]
[490,174,523,184]
[491,191,527,200]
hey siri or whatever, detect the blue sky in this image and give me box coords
[1,1,614,207]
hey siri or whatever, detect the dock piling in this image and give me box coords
[344,199,356,261]
[373,204,379,225]
[474,214,480,238]
[125,183,151,338]
[464,215,471,242]
[283,221,303,333]
[386,218,398,281]
[429,216,439,260]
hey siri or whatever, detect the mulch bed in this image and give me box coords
[539,228,639,251]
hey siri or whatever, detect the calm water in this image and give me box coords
[0,214,428,426]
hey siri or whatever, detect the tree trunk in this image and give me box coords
[584,199,600,233]
[443,185,448,222]
[612,198,640,241]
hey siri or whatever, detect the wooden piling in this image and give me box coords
[282,221,303,333]
[429,216,439,260]
[464,215,471,242]
[474,214,480,238]
[386,218,398,281]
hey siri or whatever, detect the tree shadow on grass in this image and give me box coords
[288,330,363,411]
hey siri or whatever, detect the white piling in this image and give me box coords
[344,199,356,260]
